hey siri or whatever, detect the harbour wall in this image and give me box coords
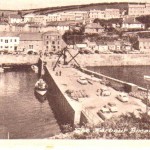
[66,52,150,67]
[43,64,81,126]
[0,55,39,66]
[76,66,147,92]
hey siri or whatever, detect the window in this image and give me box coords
[10,39,12,42]
[1,39,3,42]
[14,39,17,42]
[29,45,33,49]
[46,46,49,49]
[46,41,49,44]
[52,41,55,44]
[47,36,49,38]
[58,41,59,44]
[5,46,8,48]
[5,40,8,43]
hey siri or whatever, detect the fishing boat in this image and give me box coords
[31,65,38,73]
[34,90,47,103]
[35,79,48,96]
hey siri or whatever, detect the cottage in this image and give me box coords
[121,17,145,30]
[121,42,132,51]
[107,41,121,51]
[0,32,19,52]
[23,13,35,23]
[32,15,47,25]
[10,23,30,32]
[29,24,42,32]
[0,22,10,32]
[96,41,108,51]
[44,22,70,34]
[89,9,105,20]
[18,33,42,53]
[9,14,23,24]
[134,38,150,53]
[104,9,121,19]
[84,23,104,34]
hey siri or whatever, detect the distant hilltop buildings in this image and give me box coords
[1,3,150,54]
[0,3,150,34]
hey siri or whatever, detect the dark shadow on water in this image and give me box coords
[46,88,69,130]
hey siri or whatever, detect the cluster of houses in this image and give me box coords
[0,31,66,54]
[0,3,150,34]
[0,3,150,54]
[75,39,132,53]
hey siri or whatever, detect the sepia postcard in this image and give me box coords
[1,0,150,149]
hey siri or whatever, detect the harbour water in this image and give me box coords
[87,66,150,88]
[0,68,61,139]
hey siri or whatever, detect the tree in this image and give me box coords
[18,10,22,17]
[1,12,4,17]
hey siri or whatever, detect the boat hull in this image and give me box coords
[34,90,47,103]
[35,88,47,96]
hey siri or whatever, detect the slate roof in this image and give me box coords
[9,14,22,19]
[18,33,42,41]
[0,32,18,37]
[85,23,103,29]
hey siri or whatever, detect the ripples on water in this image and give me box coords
[87,66,150,88]
[0,69,60,139]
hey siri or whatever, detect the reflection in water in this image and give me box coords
[0,70,61,139]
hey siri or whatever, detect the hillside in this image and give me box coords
[0,2,145,16]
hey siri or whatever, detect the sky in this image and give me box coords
[0,0,149,10]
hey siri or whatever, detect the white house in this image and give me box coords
[23,13,35,23]
[85,23,104,34]
[89,9,105,20]
[96,41,109,51]
[122,17,145,29]
[32,15,47,25]
[104,9,121,19]
[43,22,70,34]
[9,14,23,24]
[0,32,19,52]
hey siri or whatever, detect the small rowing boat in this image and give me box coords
[35,78,48,96]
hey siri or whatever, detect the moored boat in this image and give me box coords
[34,90,47,103]
[35,79,48,96]
[31,65,38,73]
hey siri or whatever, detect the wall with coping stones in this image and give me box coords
[43,65,81,126]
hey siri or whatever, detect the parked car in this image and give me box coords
[97,105,112,120]
[101,87,111,96]
[117,92,128,102]
[77,76,88,85]
[108,102,118,112]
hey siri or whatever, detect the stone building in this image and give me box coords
[128,3,150,16]
[18,33,43,53]
[42,31,66,53]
